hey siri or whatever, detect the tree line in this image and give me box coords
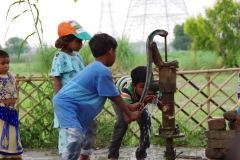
[1,37,30,55]
[172,0,240,67]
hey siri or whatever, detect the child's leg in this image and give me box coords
[54,113,67,155]
[58,128,68,155]
[61,128,85,160]
[80,119,98,159]
[136,108,151,160]
[108,102,128,159]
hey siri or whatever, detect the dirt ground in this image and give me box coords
[22,145,206,160]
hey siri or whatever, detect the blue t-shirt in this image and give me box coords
[52,61,119,132]
[51,51,85,128]
[51,51,85,86]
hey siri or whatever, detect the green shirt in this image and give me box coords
[116,75,162,104]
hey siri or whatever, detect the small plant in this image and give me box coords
[32,44,57,74]
[79,42,94,66]
[111,35,136,71]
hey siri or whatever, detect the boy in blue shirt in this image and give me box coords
[52,33,143,160]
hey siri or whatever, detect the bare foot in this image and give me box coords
[79,154,90,160]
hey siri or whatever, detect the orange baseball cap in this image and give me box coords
[58,20,91,40]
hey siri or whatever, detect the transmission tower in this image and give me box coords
[98,0,117,37]
[123,0,189,43]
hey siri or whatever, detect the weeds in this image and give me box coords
[111,35,136,71]
[78,42,95,66]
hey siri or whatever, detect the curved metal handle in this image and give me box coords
[139,29,168,103]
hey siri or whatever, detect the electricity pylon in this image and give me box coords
[98,0,117,37]
[123,0,189,42]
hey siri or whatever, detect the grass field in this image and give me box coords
[10,50,237,76]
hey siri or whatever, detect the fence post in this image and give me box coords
[206,72,211,115]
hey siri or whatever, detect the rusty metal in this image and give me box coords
[140,29,185,160]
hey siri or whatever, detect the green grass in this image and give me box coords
[9,50,225,76]
[10,62,42,77]
[131,50,223,71]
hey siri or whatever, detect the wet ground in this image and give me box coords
[22,145,207,160]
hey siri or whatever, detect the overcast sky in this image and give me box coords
[0,0,217,47]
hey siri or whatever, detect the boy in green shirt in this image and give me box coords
[108,66,162,160]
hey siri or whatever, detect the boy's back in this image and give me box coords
[53,33,142,160]
[53,61,119,132]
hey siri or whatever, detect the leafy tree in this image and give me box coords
[204,0,240,67]
[184,15,213,51]
[4,37,30,55]
[184,0,240,67]
[172,24,192,50]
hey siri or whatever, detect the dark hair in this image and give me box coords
[131,66,152,85]
[89,33,117,58]
[55,34,77,48]
[0,50,9,58]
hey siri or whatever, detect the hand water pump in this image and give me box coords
[139,30,184,160]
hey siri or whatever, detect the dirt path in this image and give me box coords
[22,145,206,160]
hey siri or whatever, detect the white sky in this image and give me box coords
[0,0,217,47]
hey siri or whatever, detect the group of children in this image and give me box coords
[53,20,164,160]
[51,21,145,160]
[0,20,156,160]
[0,19,239,160]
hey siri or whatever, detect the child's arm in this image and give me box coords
[54,76,62,94]
[144,94,163,110]
[125,102,143,111]
[124,102,144,123]
[109,95,142,121]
